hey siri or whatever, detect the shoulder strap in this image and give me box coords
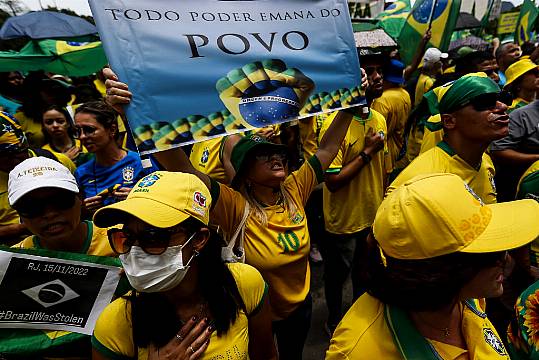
[225,202,250,251]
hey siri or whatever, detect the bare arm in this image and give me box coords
[221,134,242,184]
[404,30,431,81]
[490,149,539,167]
[0,223,28,245]
[325,128,384,192]
[248,296,278,360]
[315,111,354,171]
[153,148,211,190]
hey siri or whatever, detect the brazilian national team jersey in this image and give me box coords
[92,263,267,360]
[210,156,324,320]
[326,293,509,359]
[190,137,227,183]
[388,141,497,204]
[75,151,158,205]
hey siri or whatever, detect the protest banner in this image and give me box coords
[88,0,362,154]
[497,12,519,35]
[0,247,121,337]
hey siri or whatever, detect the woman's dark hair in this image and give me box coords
[75,100,120,140]
[41,105,75,143]
[130,217,246,348]
[366,233,506,312]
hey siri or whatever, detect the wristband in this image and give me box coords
[359,151,371,164]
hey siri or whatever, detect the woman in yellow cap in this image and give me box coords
[103,67,365,360]
[326,173,539,359]
[91,171,277,360]
[504,58,539,113]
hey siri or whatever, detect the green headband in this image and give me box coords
[438,75,500,114]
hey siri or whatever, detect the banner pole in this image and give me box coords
[427,0,439,32]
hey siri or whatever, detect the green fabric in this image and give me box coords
[515,0,539,45]
[375,0,411,40]
[436,140,456,157]
[91,336,134,360]
[517,170,539,199]
[249,282,269,317]
[0,39,107,77]
[230,134,287,174]
[209,178,221,211]
[438,76,500,114]
[308,155,325,184]
[385,304,442,360]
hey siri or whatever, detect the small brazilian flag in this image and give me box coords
[376,0,412,40]
[398,0,461,65]
[515,0,539,45]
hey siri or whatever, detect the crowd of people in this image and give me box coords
[2,32,539,360]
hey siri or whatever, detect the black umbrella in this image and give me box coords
[0,11,97,40]
[454,12,482,31]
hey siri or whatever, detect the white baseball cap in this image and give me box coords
[8,157,79,206]
[423,48,449,66]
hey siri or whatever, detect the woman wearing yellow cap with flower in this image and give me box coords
[91,171,277,360]
[504,58,539,113]
[326,173,539,359]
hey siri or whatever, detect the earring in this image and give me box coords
[193,250,200,257]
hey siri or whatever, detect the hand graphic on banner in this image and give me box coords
[301,92,329,115]
[216,59,315,128]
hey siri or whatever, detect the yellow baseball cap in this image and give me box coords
[504,58,539,88]
[373,173,539,260]
[93,171,211,228]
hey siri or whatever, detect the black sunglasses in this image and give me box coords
[254,150,288,165]
[14,191,76,218]
[459,92,512,112]
[364,66,383,76]
[73,125,98,139]
[107,227,193,255]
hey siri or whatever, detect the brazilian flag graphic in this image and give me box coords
[398,0,461,65]
[515,0,539,45]
[376,0,412,40]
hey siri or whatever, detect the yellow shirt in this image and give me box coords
[14,111,45,148]
[92,263,267,360]
[298,114,325,161]
[190,137,227,183]
[42,139,89,167]
[13,220,115,257]
[387,141,497,204]
[371,87,412,173]
[420,114,444,155]
[415,73,435,107]
[210,157,323,320]
[326,293,509,359]
[320,110,388,234]
[0,171,19,227]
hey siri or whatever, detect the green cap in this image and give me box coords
[230,134,287,187]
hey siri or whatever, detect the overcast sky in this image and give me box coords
[19,0,526,17]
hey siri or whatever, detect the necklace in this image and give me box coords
[412,303,463,339]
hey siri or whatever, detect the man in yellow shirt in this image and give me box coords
[388,74,510,204]
[414,48,447,107]
[326,173,539,359]
[372,59,412,173]
[319,107,386,334]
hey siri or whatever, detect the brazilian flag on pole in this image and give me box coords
[398,0,462,65]
[376,0,412,40]
[515,0,539,45]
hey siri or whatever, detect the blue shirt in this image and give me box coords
[0,94,21,115]
[75,150,159,205]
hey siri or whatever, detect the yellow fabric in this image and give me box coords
[415,73,435,107]
[0,171,19,226]
[508,97,530,113]
[212,160,319,320]
[320,110,388,234]
[518,160,539,264]
[92,263,267,359]
[388,143,497,204]
[13,221,115,257]
[444,65,456,74]
[298,114,326,161]
[190,137,227,183]
[504,58,539,88]
[14,111,45,148]
[28,148,76,174]
[326,294,509,359]
[42,139,88,168]
[420,115,444,154]
[371,87,411,173]
[93,79,107,98]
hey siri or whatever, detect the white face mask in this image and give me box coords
[119,232,197,293]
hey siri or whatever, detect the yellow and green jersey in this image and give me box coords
[415,73,435,107]
[92,263,267,360]
[516,160,539,266]
[388,141,497,204]
[0,171,19,227]
[190,137,227,183]
[507,97,529,114]
[371,87,412,173]
[320,110,388,234]
[14,111,45,148]
[326,293,509,359]
[419,114,443,155]
[298,114,326,161]
[210,157,323,320]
